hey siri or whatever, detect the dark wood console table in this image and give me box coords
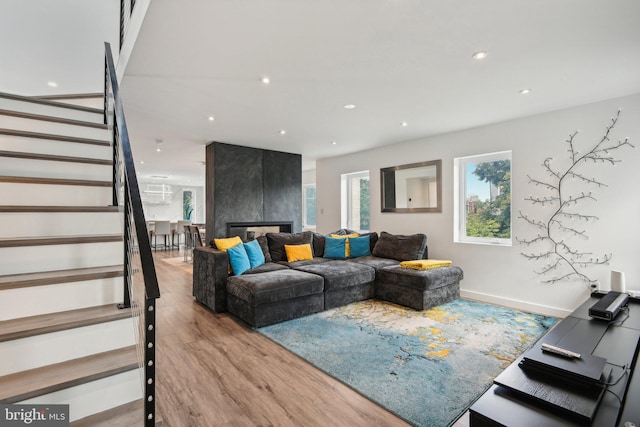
[469,295,640,427]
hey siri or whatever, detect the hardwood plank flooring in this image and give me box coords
[153,250,469,427]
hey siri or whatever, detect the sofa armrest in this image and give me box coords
[193,246,229,312]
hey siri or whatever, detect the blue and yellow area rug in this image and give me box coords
[258,298,556,427]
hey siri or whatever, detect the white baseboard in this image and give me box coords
[460,289,573,318]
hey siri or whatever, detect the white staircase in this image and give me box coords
[0,92,147,425]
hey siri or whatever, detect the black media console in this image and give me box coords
[469,294,640,427]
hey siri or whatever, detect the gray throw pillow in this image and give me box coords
[256,235,272,263]
[372,231,427,261]
[266,231,314,262]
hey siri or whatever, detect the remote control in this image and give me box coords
[541,343,581,359]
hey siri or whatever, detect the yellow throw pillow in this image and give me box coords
[214,236,243,273]
[284,243,314,262]
[400,260,452,271]
[330,233,359,257]
[214,236,243,251]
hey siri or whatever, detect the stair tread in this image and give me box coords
[0,128,110,146]
[0,234,122,248]
[0,205,120,213]
[0,91,103,115]
[0,150,112,165]
[0,304,132,343]
[70,399,154,427]
[0,108,108,129]
[0,265,123,290]
[0,175,111,187]
[0,345,138,403]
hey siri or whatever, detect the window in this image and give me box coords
[303,184,317,228]
[454,151,511,245]
[341,171,370,231]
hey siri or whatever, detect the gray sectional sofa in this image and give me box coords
[193,230,463,327]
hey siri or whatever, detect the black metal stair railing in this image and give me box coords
[104,41,160,427]
[120,0,137,49]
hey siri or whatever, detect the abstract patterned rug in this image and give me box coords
[258,298,556,427]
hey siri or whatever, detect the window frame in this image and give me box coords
[454,150,512,246]
[341,170,370,232]
[302,183,317,229]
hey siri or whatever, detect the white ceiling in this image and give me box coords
[3,0,640,187]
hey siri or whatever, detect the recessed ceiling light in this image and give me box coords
[519,88,531,95]
[208,116,215,121]
[156,148,162,152]
[343,104,356,110]
[47,81,58,87]
[401,122,408,127]
[140,161,144,164]
[472,51,488,60]
[261,76,271,85]
[331,141,337,145]
[155,139,164,152]
[279,130,286,135]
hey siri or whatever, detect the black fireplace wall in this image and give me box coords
[205,142,302,240]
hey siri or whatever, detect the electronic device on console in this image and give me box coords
[589,291,629,321]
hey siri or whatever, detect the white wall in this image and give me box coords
[317,93,640,317]
[142,184,205,223]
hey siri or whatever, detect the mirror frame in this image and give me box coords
[380,159,442,213]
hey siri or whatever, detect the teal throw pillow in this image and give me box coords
[324,237,347,259]
[227,243,251,275]
[349,235,371,258]
[244,239,266,269]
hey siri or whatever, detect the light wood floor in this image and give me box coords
[153,249,469,427]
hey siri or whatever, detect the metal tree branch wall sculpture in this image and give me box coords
[518,110,634,288]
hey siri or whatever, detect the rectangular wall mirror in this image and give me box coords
[381,159,442,212]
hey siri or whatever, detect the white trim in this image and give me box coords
[460,289,574,318]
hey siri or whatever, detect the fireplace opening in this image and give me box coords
[227,221,293,240]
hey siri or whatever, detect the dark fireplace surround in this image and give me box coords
[227,221,293,241]
[205,142,302,242]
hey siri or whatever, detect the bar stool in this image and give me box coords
[174,220,192,247]
[152,220,171,250]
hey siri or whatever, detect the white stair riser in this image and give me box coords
[19,368,143,422]
[50,97,104,110]
[0,277,124,322]
[0,212,121,238]
[0,183,112,206]
[0,317,135,375]
[0,242,123,276]
[0,134,111,159]
[0,157,111,182]
[0,115,110,140]
[0,97,103,124]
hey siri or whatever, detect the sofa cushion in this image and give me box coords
[293,260,375,291]
[378,265,463,291]
[349,236,371,257]
[284,243,314,262]
[213,236,243,251]
[358,231,378,253]
[244,262,289,275]
[256,235,272,263]
[244,239,266,269]
[227,243,251,276]
[278,257,331,268]
[324,237,347,259]
[226,269,324,305]
[372,231,427,261]
[312,232,325,258]
[267,231,314,262]
[348,255,400,271]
